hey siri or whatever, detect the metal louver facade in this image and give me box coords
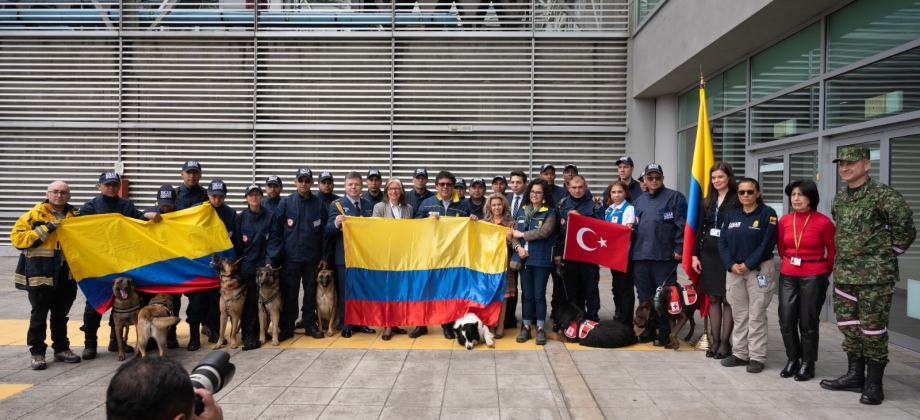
[0,1,629,247]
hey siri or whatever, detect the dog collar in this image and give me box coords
[112,304,141,314]
[149,301,174,317]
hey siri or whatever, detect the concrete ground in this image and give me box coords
[0,255,919,419]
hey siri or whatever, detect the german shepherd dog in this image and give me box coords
[256,266,282,346]
[210,255,245,350]
[136,294,180,358]
[551,303,637,349]
[635,288,698,350]
[315,269,337,337]
[111,277,141,361]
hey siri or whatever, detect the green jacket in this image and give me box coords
[831,178,916,285]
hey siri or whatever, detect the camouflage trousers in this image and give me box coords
[832,282,895,364]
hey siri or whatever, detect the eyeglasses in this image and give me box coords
[386,188,401,192]
[644,176,662,182]
[530,191,544,196]
[436,182,453,187]
[295,178,311,184]
[47,190,71,196]
[738,189,758,196]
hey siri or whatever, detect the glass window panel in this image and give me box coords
[636,0,663,26]
[711,110,747,179]
[751,23,821,100]
[789,150,818,186]
[825,47,920,129]
[750,84,819,144]
[723,62,747,111]
[676,128,695,198]
[835,141,880,192]
[706,74,724,116]
[678,89,701,128]
[826,0,920,72]
[889,134,920,342]
[758,156,785,215]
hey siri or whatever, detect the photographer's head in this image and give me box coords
[106,356,195,420]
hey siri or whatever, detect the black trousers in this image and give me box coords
[240,274,260,341]
[550,263,575,314]
[778,273,829,362]
[336,265,350,330]
[207,288,220,333]
[82,301,115,344]
[28,277,77,355]
[505,270,519,327]
[280,260,318,334]
[610,260,636,325]
[567,260,600,319]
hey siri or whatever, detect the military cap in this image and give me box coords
[833,147,870,163]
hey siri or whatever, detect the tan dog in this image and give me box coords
[256,266,282,346]
[111,277,141,361]
[136,294,180,358]
[210,255,245,350]
[315,269,337,337]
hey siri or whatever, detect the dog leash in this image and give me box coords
[653,265,679,312]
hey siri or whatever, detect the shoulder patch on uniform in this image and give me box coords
[769,216,777,224]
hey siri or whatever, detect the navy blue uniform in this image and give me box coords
[717,204,778,272]
[555,194,603,320]
[360,190,384,206]
[261,196,282,215]
[465,198,486,220]
[601,178,643,207]
[415,193,471,219]
[631,186,687,333]
[550,184,568,204]
[407,189,434,213]
[232,206,281,342]
[326,196,374,331]
[267,191,330,335]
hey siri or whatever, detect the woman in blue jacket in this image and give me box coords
[717,178,778,374]
[509,179,557,345]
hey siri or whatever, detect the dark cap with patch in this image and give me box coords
[182,160,202,172]
[833,146,870,163]
[413,168,428,178]
[245,184,264,196]
[367,169,382,179]
[99,171,121,184]
[615,156,634,167]
[539,164,555,173]
[643,163,663,176]
[492,175,507,183]
[295,168,313,180]
[455,177,467,188]
[564,164,578,172]
[157,185,177,206]
[207,179,227,196]
[470,177,485,187]
[265,175,282,186]
[318,171,333,182]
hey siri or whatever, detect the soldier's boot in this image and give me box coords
[820,352,865,392]
[187,323,201,352]
[859,360,885,405]
[82,340,97,360]
[166,325,179,349]
[106,327,134,354]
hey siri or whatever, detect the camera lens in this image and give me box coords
[190,350,235,394]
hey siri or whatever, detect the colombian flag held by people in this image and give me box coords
[57,203,234,314]
[343,217,507,327]
[682,81,714,317]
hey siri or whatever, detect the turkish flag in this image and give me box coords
[563,213,631,272]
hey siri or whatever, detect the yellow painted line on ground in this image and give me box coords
[0,384,32,401]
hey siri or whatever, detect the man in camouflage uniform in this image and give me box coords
[820,147,916,405]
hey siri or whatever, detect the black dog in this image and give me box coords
[550,303,637,348]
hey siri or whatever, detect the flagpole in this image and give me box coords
[691,72,714,351]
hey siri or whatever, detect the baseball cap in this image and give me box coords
[295,168,313,180]
[564,164,578,172]
[615,156,634,167]
[207,179,227,196]
[455,177,467,188]
[265,175,282,186]
[99,171,120,185]
[833,146,870,163]
[638,171,646,180]
[413,168,428,178]
[470,178,485,187]
[245,184,264,196]
[318,171,333,182]
[643,163,663,176]
[157,185,177,206]
[367,169,382,179]
[539,164,555,173]
[492,175,507,183]
[182,160,202,172]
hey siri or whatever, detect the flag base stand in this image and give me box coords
[692,315,713,351]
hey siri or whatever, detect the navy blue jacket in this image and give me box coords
[556,193,602,257]
[465,198,486,220]
[317,191,341,209]
[407,189,434,212]
[325,196,374,266]
[269,191,329,264]
[718,204,778,272]
[360,190,384,206]
[233,207,281,276]
[550,184,568,204]
[176,184,208,211]
[514,205,557,267]
[212,203,237,240]
[601,179,642,207]
[632,186,687,260]
[261,196,282,215]
[415,193,471,219]
[80,195,144,219]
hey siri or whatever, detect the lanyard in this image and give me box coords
[792,211,812,256]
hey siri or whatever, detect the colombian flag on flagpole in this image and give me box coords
[57,203,234,314]
[682,81,714,317]
[343,217,507,327]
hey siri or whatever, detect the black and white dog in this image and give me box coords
[551,303,638,349]
[452,313,495,350]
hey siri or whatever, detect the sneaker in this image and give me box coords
[53,350,81,364]
[535,328,547,345]
[30,355,46,370]
[747,360,765,373]
[516,327,532,343]
[720,355,750,367]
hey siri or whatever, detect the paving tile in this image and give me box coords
[658,406,731,420]
[645,389,715,409]
[378,406,442,419]
[599,406,667,419]
[581,373,640,390]
[392,372,447,390]
[444,373,497,390]
[272,386,338,405]
[385,387,443,407]
[218,386,287,405]
[256,404,324,419]
[568,407,605,420]
[590,388,655,408]
[499,406,564,420]
[496,373,550,390]
[327,387,390,406]
[495,359,548,375]
[340,373,398,389]
[497,389,557,408]
[441,388,499,408]
[351,359,404,375]
[211,403,268,420]
[843,406,918,419]
[440,407,501,420]
[75,404,107,420]
[777,404,859,420]
[317,405,382,420]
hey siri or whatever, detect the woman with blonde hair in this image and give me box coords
[475,193,516,338]
[372,178,412,340]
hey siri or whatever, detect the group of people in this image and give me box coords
[12,147,916,405]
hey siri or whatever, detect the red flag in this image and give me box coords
[563,213,631,272]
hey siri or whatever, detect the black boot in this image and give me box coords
[637,322,656,343]
[860,360,885,405]
[794,360,815,381]
[107,329,134,354]
[780,359,800,378]
[82,340,97,360]
[187,323,201,351]
[820,352,865,392]
[167,325,179,349]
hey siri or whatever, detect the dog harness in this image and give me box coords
[223,284,247,316]
[148,301,174,317]
[564,318,598,340]
[112,304,141,314]
[654,284,698,315]
[259,291,279,315]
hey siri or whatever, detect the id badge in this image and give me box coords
[709,228,720,237]
[790,257,802,266]
[757,275,768,288]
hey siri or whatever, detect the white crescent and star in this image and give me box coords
[575,227,607,251]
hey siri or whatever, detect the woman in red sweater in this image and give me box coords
[777,179,836,381]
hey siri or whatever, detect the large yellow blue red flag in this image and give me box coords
[682,83,714,316]
[343,217,507,327]
[57,203,234,314]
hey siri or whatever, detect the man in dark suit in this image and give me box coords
[326,171,377,338]
[504,170,528,329]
